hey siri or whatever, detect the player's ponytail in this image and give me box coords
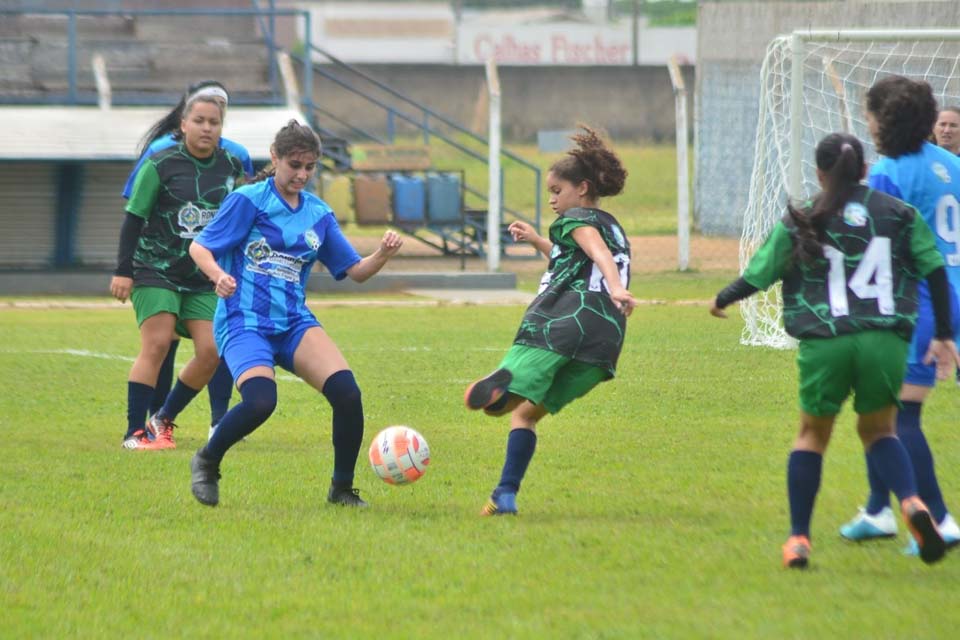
[789,132,864,263]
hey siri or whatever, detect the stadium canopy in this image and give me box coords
[0,106,309,161]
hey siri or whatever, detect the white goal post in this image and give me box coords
[741,28,960,348]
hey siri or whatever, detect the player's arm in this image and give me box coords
[910,211,960,376]
[571,225,637,316]
[110,162,159,302]
[346,230,403,283]
[508,221,552,257]
[711,220,791,318]
[189,240,235,298]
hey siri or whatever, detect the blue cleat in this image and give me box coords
[481,491,518,516]
[840,506,897,541]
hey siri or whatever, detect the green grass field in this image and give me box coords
[2,280,959,638]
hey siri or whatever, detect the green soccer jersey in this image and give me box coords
[513,207,631,375]
[743,185,944,340]
[125,144,243,293]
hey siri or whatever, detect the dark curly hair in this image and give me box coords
[788,132,865,263]
[549,125,627,199]
[866,75,937,158]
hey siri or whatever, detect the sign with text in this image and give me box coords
[457,24,633,66]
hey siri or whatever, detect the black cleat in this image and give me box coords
[464,368,513,410]
[327,484,369,508]
[190,450,221,507]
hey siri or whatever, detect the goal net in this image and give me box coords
[741,29,960,348]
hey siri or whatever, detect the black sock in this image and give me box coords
[126,381,154,438]
[495,429,537,496]
[157,378,201,422]
[787,450,822,538]
[151,340,179,415]
[207,359,234,426]
[203,377,277,462]
[323,370,364,486]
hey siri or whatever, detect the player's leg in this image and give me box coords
[123,288,177,449]
[206,358,234,436]
[151,293,219,447]
[150,338,179,416]
[783,335,854,568]
[290,325,367,507]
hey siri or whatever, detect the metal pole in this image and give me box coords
[788,33,804,201]
[67,11,77,104]
[485,57,501,272]
[667,56,689,271]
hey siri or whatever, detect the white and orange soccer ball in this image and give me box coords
[368,426,431,485]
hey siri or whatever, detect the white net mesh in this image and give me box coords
[740,31,960,348]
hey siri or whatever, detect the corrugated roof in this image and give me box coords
[0,105,309,161]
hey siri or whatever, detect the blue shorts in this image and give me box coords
[220,318,319,381]
[905,281,960,387]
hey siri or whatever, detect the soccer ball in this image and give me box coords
[368,426,431,485]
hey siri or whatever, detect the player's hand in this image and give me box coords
[508,221,538,243]
[214,273,237,298]
[610,288,638,317]
[710,304,728,319]
[379,230,403,258]
[923,338,960,381]
[110,276,133,303]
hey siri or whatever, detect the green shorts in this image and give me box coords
[498,344,610,414]
[797,331,908,416]
[131,287,217,338]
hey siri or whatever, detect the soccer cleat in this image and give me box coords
[781,535,811,569]
[480,491,518,516]
[901,497,946,564]
[327,484,369,508]
[148,414,176,449]
[839,506,898,541]
[121,429,154,450]
[464,368,513,410]
[190,451,221,507]
[903,513,960,556]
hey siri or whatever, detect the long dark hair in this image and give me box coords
[549,125,627,199]
[249,120,322,184]
[866,75,937,158]
[788,132,864,263]
[137,80,229,157]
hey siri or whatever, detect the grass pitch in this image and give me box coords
[2,283,959,638]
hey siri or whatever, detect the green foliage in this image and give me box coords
[1,292,958,637]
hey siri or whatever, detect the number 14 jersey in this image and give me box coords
[743,185,943,340]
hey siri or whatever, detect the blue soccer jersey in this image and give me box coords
[122,133,254,198]
[869,141,960,291]
[195,178,361,346]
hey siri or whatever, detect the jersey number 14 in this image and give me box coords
[823,238,894,317]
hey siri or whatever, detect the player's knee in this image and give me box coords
[322,369,362,412]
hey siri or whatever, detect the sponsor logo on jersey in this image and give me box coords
[177,202,217,238]
[244,238,308,283]
[932,162,952,184]
[842,202,868,227]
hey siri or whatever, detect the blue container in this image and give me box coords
[426,172,462,223]
[390,174,426,223]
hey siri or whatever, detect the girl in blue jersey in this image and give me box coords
[839,76,960,551]
[463,126,637,517]
[187,120,402,508]
[712,133,958,567]
[121,80,253,440]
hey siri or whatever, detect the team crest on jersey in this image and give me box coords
[842,202,868,227]
[177,202,216,238]
[304,229,320,251]
[932,162,952,184]
[245,238,272,262]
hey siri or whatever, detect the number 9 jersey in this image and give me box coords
[742,184,944,340]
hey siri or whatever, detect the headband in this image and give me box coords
[187,86,229,105]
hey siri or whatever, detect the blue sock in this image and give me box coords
[494,429,538,496]
[787,450,822,538]
[866,436,917,503]
[864,453,891,515]
[323,370,364,486]
[126,381,154,438]
[203,377,276,462]
[207,359,233,426]
[150,340,179,415]
[158,379,201,422]
[897,401,948,522]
